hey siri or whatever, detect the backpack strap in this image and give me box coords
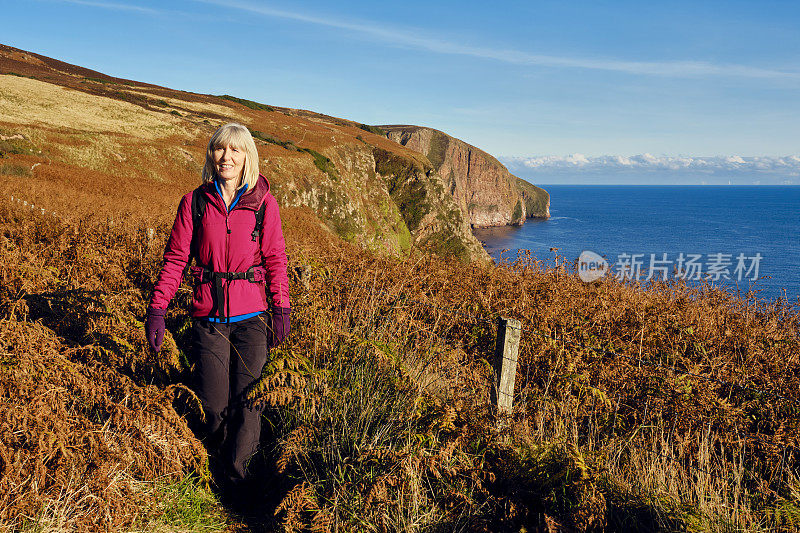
[190,187,208,263]
[251,202,266,242]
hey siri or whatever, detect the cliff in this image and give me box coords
[379,125,550,227]
[0,44,487,262]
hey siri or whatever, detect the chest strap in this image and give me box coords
[188,265,267,322]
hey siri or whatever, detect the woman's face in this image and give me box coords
[212,143,246,183]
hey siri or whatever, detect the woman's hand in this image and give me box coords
[145,307,167,353]
[269,307,291,348]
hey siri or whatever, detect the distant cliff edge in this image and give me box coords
[379,125,550,227]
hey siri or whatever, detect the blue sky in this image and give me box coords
[3,0,800,168]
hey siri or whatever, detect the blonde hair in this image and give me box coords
[201,123,260,190]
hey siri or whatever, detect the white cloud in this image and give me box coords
[504,154,800,176]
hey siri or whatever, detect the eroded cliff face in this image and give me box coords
[272,140,487,262]
[380,125,550,227]
[370,146,487,261]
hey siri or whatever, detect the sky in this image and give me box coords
[3,0,800,183]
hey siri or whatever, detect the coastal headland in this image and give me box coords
[1,44,798,532]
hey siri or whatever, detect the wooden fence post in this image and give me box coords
[493,316,522,415]
[298,265,312,290]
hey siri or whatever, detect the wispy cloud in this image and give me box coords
[47,0,800,81]
[194,0,800,81]
[54,0,162,15]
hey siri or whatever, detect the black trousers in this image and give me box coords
[192,314,268,482]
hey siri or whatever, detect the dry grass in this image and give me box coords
[0,75,189,139]
[0,203,208,532]
[2,192,799,531]
[121,89,247,120]
[239,236,800,531]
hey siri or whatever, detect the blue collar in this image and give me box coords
[214,180,248,212]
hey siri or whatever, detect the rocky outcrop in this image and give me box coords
[273,140,487,262]
[380,125,550,227]
[369,146,487,261]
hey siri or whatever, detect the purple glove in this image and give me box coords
[268,307,291,348]
[145,307,167,353]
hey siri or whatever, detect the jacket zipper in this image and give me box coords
[225,204,231,320]
[217,191,258,319]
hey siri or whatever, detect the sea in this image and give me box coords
[472,185,800,303]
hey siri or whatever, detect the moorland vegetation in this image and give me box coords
[1,199,799,532]
[1,43,799,532]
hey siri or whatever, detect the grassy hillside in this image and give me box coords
[0,44,484,261]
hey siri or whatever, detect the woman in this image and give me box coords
[145,122,291,489]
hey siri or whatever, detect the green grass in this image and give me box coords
[17,475,227,533]
[272,338,437,529]
[4,71,35,79]
[219,94,275,111]
[301,148,338,181]
[249,129,338,180]
[512,199,523,222]
[426,129,450,169]
[249,129,298,151]
[423,226,470,261]
[372,147,424,180]
[0,164,31,177]
[390,178,428,231]
[250,129,339,180]
[358,124,386,136]
[138,475,228,532]
[0,137,37,158]
[83,76,122,85]
[372,147,431,232]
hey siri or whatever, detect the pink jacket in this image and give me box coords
[150,174,290,317]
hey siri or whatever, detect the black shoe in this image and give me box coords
[217,471,263,514]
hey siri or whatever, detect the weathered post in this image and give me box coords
[493,316,522,415]
[298,265,312,290]
[147,228,154,249]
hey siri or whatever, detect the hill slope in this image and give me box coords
[0,44,485,261]
[380,125,550,227]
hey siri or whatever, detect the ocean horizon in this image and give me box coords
[474,184,800,303]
